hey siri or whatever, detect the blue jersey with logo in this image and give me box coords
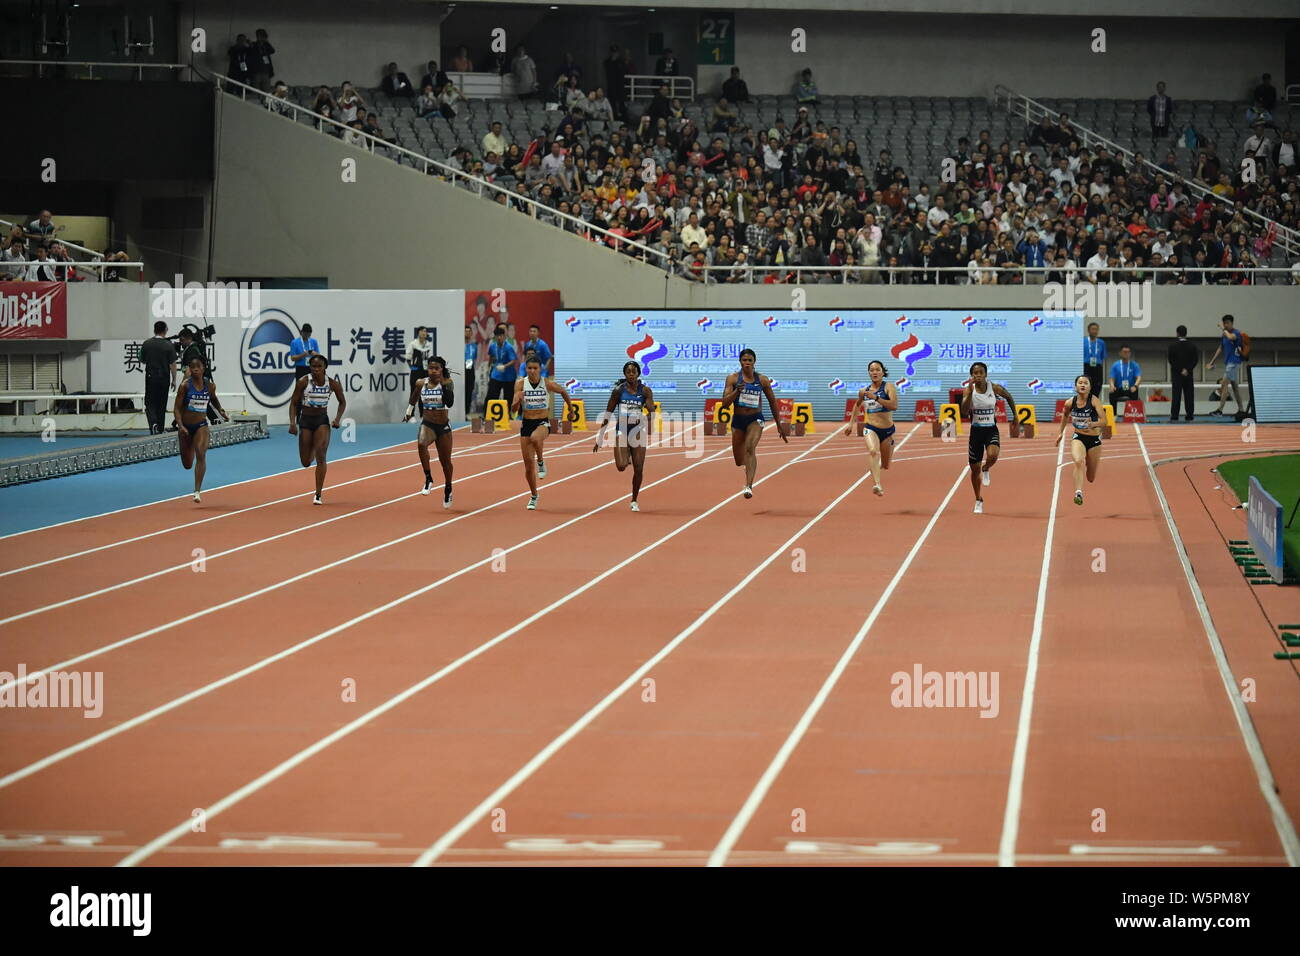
[184,378,210,414]
[1221,330,1245,366]
[734,371,764,420]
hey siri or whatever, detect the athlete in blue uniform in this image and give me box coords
[404,355,455,509]
[512,355,574,510]
[289,354,347,505]
[1055,373,1105,506]
[719,348,788,499]
[842,359,898,496]
[593,360,656,512]
[172,356,229,503]
[960,361,1019,514]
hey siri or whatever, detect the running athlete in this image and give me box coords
[173,356,229,503]
[842,359,898,496]
[960,361,1019,514]
[404,355,455,508]
[593,360,655,512]
[1055,373,1105,506]
[719,348,788,499]
[288,354,346,505]
[513,355,574,510]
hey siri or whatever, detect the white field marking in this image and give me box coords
[0,429,466,540]
[0,432,706,695]
[0,430,599,624]
[0,430,523,578]
[113,427,748,867]
[410,423,869,867]
[1135,424,1300,867]
[708,462,969,867]
[1068,844,1225,855]
[2,428,720,799]
[995,436,1065,867]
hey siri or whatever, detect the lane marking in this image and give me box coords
[996,436,1065,866]
[1135,424,1300,867]
[1069,844,1225,855]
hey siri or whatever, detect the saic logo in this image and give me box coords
[564,378,578,390]
[829,316,844,333]
[240,309,302,408]
[1027,316,1043,332]
[631,316,646,331]
[895,377,912,392]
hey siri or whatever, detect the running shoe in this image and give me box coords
[537,459,547,479]
[873,484,884,497]
[527,494,538,510]
[973,499,984,514]
[314,494,322,505]
[630,500,640,512]
[192,491,201,503]
[422,477,433,496]
[1074,490,1084,506]
[981,468,991,486]
[743,485,753,499]
[443,491,452,510]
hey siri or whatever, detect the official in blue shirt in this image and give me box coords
[1082,321,1106,397]
[1108,345,1142,415]
[520,324,553,377]
[485,323,518,412]
[288,323,320,379]
[1206,313,1247,415]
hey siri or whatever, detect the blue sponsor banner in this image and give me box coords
[555,309,1083,420]
[1247,476,1285,584]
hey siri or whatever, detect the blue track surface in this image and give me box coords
[0,433,143,457]
[0,424,426,536]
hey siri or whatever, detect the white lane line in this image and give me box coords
[0,431,595,624]
[708,457,968,867]
[1,430,720,797]
[996,435,1065,867]
[0,433,702,694]
[113,429,752,867]
[0,430,455,540]
[410,423,877,867]
[1134,424,1300,867]
[0,431,521,578]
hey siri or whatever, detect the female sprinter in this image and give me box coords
[288,355,346,505]
[842,359,898,496]
[960,361,1020,514]
[593,360,655,512]
[513,355,574,510]
[1055,373,1105,506]
[403,355,455,508]
[173,356,229,503]
[720,348,788,499]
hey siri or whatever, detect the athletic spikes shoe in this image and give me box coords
[630,500,640,512]
[422,476,433,495]
[192,491,201,503]
[527,494,539,510]
[314,494,323,505]
[537,459,547,479]
[743,485,753,499]
[443,490,453,510]
[873,483,884,497]
[1074,490,1084,506]
[973,499,984,514]
[981,468,991,487]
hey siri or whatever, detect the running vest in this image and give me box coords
[736,371,763,412]
[864,382,889,414]
[617,381,646,420]
[970,382,997,426]
[522,376,548,412]
[303,378,332,410]
[1071,395,1099,430]
[420,380,449,411]
[184,379,210,414]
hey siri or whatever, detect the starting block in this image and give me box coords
[931,403,962,438]
[1103,403,1115,439]
[703,397,730,435]
[777,398,808,437]
[1013,405,1038,438]
[472,416,496,434]
[550,417,573,434]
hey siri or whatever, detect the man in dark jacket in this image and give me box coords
[1167,324,1198,421]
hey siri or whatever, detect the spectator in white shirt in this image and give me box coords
[1243,124,1271,172]
[1085,243,1110,282]
[512,46,538,98]
[1088,172,1110,200]
[586,88,615,123]
[540,140,568,180]
[25,245,58,281]
[1151,230,1174,261]
[1050,157,1075,191]
[482,121,508,157]
[680,212,707,249]
[926,196,949,234]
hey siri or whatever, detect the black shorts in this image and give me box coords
[420,420,452,439]
[731,412,763,432]
[864,423,896,444]
[182,419,207,438]
[520,417,550,438]
[1073,432,1102,451]
[967,424,1000,464]
[298,413,329,432]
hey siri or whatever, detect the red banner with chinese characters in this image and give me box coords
[0,282,68,338]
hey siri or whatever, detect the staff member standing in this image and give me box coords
[139,320,177,434]
[288,323,320,380]
[485,323,518,411]
[520,324,553,377]
[409,326,434,390]
[1082,321,1106,398]
[1167,325,1198,422]
[464,325,478,417]
[1108,344,1142,416]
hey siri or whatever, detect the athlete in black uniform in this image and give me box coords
[404,355,456,508]
[288,354,346,505]
[1055,373,1105,506]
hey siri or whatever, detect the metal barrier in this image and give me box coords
[626,74,695,102]
[0,59,189,80]
[0,216,144,281]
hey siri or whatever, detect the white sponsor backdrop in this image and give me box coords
[196,289,466,425]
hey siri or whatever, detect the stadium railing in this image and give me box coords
[993,84,1299,259]
[0,59,188,80]
[626,75,695,102]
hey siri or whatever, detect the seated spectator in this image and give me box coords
[586,88,615,123]
[795,68,819,105]
[267,81,292,114]
[482,121,509,158]
[711,97,739,134]
[337,81,368,123]
[311,85,340,128]
[416,84,439,119]
[722,66,749,103]
[382,62,415,98]
[437,81,466,119]
[364,113,393,144]
[420,60,448,95]
[25,244,58,281]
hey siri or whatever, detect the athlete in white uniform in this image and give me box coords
[404,355,456,508]
[289,354,346,505]
[512,355,574,510]
[1055,373,1105,506]
[960,361,1019,514]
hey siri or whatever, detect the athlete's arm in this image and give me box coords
[172,382,186,431]
[289,375,306,434]
[877,382,899,411]
[719,372,740,408]
[209,379,230,422]
[331,377,347,428]
[993,384,1017,421]
[959,384,973,418]
[843,389,865,435]
[643,386,656,443]
[761,376,788,442]
[546,377,574,412]
[404,378,423,421]
[510,377,524,414]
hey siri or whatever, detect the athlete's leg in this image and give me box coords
[864,430,884,493]
[1215,374,1231,413]
[298,426,314,468]
[179,426,195,470]
[434,429,454,500]
[417,425,434,485]
[969,459,983,499]
[613,442,631,472]
[967,433,983,500]
[313,423,331,497]
[192,425,210,494]
[520,434,538,496]
[630,445,646,501]
[879,432,896,470]
[1085,443,1102,483]
[1070,437,1088,492]
[982,441,1001,486]
[743,421,763,487]
[730,422,747,467]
